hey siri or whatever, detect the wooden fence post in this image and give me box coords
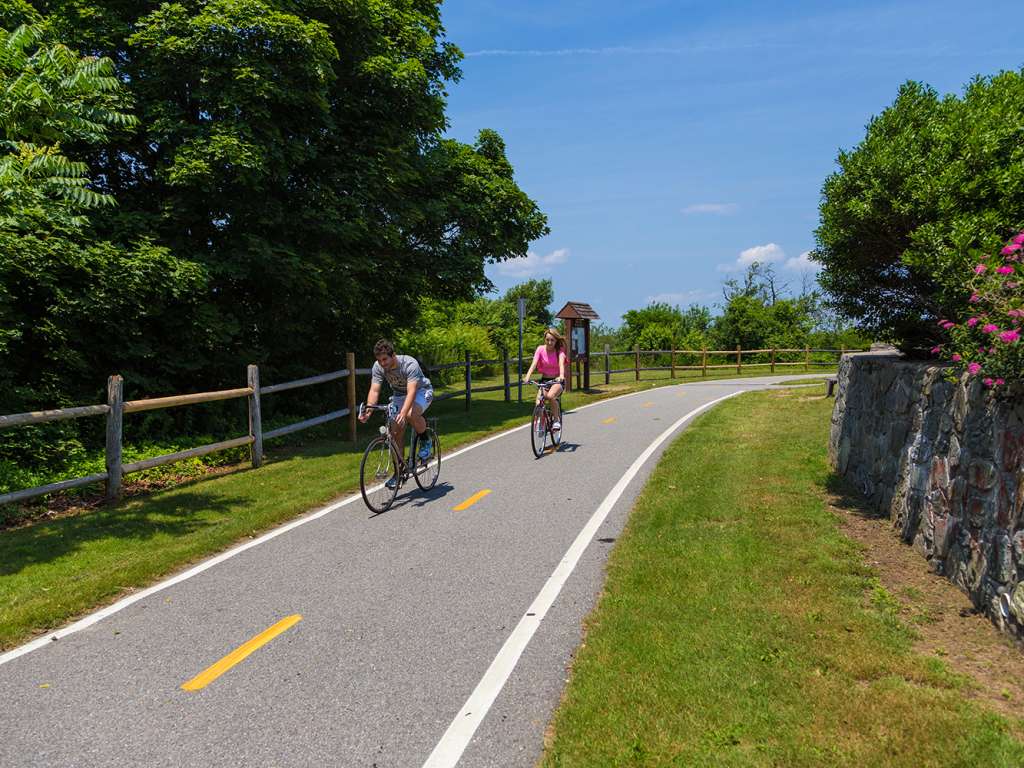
[503,355,511,402]
[465,350,472,412]
[671,345,676,379]
[702,348,707,377]
[805,345,810,371]
[770,348,776,374]
[605,344,610,385]
[576,358,582,390]
[736,345,741,374]
[247,364,263,469]
[634,346,640,382]
[347,352,357,444]
[105,375,124,501]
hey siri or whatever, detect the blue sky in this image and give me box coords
[439,0,1024,324]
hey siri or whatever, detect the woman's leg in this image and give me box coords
[546,382,562,422]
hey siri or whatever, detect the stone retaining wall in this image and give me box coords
[830,354,1024,637]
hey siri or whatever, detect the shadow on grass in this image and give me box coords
[0,489,245,577]
[824,472,888,521]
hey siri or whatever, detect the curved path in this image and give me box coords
[0,375,826,768]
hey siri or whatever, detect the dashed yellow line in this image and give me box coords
[453,489,492,511]
[602,417,616,424]
[182,614,302,692]
[642,402,655,408]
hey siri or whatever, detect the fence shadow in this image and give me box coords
[0,490,245,576]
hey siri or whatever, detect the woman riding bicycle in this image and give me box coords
[522,327,567,432]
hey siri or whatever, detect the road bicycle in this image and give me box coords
[358,400,440,513]
[528,380,564,458]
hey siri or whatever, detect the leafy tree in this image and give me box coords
[814,72,1024,352]
[503,278,554,326]
[38,0,548,385]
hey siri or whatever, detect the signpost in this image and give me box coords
[517,297,526,403]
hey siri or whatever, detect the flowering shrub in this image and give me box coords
[934,229,1024,391]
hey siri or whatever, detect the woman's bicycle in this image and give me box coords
[529,380,563,458]
[357,401,441,514]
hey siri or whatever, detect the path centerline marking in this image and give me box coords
[602,417,616,424]
[453,489,492,512]
[181,614,302,692]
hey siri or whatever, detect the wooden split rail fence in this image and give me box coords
[0,346,856,507]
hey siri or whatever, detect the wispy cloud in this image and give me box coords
[682,203,737,215]
[717,243,785,272]
[464,41,799,58]
[496,248,569,278]
[646,289,717,306]
[784,250,819,272]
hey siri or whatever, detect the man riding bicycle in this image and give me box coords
[359,340,434,484]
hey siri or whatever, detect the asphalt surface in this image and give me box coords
[0,375,827,768]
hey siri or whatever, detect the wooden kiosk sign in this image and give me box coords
[555,301,600,391]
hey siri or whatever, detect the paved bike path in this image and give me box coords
[0,376,823,767]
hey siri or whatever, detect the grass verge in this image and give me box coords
[541,389,1024,767]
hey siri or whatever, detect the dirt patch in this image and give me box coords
[829,489,1024,719]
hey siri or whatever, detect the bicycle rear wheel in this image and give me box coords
[530,404,548,458]
[360,436,400,513]
[412,427,441,491]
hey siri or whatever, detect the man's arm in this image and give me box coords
[360,381,382,422]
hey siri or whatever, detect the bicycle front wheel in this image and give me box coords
[530,405,548,458]
[412,428,441,491]
[360,436,400,513]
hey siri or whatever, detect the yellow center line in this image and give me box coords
[181,614,302,692]
[453,489,492,511]
[642,402,655,408]
[602,417,616,424]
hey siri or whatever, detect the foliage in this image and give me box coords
[503,278,555,326]
[814,73,1024,352]
[935,229,1024,391]
[620,303,712,350]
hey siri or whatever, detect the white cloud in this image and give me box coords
[681,203,737,215]
[717,242,785,272]
[496,248,569,278]
[646,290,717,306]
[784,250,819,272]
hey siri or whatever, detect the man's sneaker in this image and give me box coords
[551,420,561,432]
[417,437,432,461]
[385,475,399,490]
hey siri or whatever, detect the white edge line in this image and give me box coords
[421,389,746,768]
[0,379,718,667]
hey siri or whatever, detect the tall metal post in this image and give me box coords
[517,297,526,403]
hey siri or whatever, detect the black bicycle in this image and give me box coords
[528,380,564,458]
[358,400,440,513]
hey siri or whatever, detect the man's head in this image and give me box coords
[373,339,397,369]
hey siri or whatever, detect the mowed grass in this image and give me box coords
[542,389,1024,767]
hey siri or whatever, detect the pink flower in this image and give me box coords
[999,330,1020,343]
[1006,282,1020,289]
[996,378,1006,386]
[969,293,981,303]
[930,346,941,355]
[984,378,995,388]
[1002,244,1022,255]
[967,317,980,328]
[968,362,982,375]
[984,323,999,333]
[975,264,988,274]
[1014,233,1024,245]
[951,353,962,362]
[997,266,1015,275]
[1008,309,1024,318]
[942,321,956,330]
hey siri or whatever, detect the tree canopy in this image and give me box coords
[813,72,1024,352]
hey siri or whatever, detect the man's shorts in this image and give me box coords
[389,386,433,420]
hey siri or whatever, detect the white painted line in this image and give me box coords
[420,390,746,768]
[0,380,700,667]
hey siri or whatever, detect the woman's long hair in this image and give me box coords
[544,327,566,355]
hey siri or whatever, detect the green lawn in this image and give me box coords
[542,389,1024,767]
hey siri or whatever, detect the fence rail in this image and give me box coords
[1,345,859,508]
